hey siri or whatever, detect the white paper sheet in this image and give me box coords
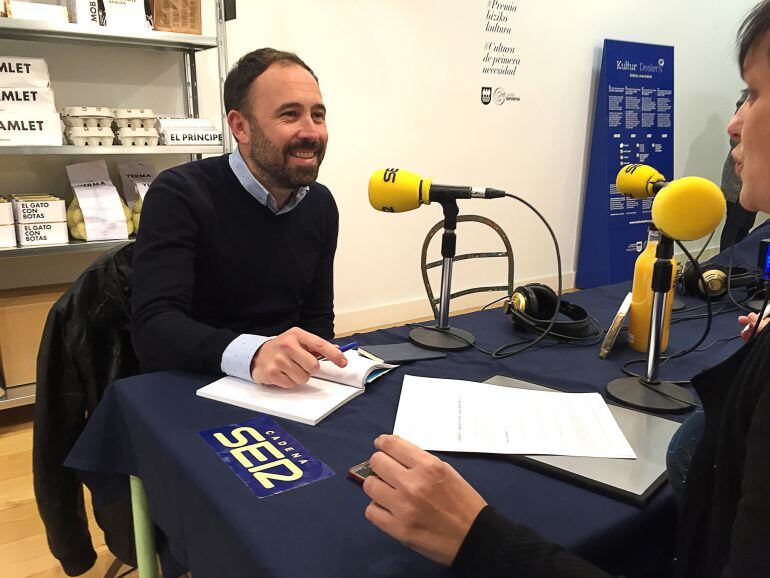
[117,161,155,207]
[66,161,128,241]
[393,376,636,459]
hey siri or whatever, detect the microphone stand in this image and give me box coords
[409,199,475,351]
[606,234,696,413]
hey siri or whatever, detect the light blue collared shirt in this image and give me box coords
[220,147,311,381]
[228,146,309,214]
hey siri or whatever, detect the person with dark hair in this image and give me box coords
[131,48,347,388]
[362,4,770,576]
[719,90,756,251]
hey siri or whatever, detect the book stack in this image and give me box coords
[0,198,15,249]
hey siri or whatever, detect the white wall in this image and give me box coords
[223,0,759,333]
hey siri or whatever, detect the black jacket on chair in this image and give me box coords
[33,243,138,576]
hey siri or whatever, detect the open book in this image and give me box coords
[196,350,396,426]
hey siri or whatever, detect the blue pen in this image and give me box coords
[318,341,357,362]
[338,341,358,353]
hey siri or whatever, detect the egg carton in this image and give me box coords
[61,107,114,128]
[112,108,157,129]
[65,126,116,147]
[116,127,159,147]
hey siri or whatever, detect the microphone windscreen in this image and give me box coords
[616,164,666,198]
[652,176,726,240]
[368,169,430,213]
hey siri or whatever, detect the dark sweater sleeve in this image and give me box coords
[452,506,616,578]
[131,170,238,375]
[297,187,338,340]
[722,361,770,577]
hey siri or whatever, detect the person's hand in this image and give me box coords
[739,312,770,342]
[362,434,487,566]
[250,327,347,388]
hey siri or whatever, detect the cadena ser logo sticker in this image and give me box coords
[199,415,334,498]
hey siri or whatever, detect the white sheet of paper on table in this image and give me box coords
[393,375,637,459]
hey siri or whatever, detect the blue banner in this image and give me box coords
[199,415,335,498]
[576,39,674,288]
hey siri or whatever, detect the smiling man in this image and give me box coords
[131,49,347,387]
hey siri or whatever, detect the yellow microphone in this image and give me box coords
[615,164,726,240]
[616,163,667,198]
[368,168,505,213]
[652,177,725,241]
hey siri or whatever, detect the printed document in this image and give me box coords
[393,376,636,459]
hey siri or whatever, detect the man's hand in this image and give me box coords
[250,327,347,388]
[739,311,770,342]
[362,435,487,566]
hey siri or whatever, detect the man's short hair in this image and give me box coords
[739,1,770,73]
[223,48,317,113]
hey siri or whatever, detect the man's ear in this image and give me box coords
[227,109,250,145]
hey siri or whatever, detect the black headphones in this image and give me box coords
[504,283,591,339]
[680,264,758,299]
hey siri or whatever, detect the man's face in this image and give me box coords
[241,63,327,191]
[728,33,770,213]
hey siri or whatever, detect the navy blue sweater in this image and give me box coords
[131,154,338,375]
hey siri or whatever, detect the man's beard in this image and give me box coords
[246,117,325,189]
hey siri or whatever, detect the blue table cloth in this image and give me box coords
[66,222,770,578]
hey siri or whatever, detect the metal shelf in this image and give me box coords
[0,383,36,410]
[0,145,224,155]
[0,238,133,259]
[0,17,217,51]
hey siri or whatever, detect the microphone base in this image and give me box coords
[747,299,767,313]
[409,326,474,351]
[671,298,686,312]
[606,377,696,414]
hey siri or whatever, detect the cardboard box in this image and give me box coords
[0,223,15,248]
[0,285,67,387]
[12,195,66,223]
[103,0,148,30]
[0,56,50,88]
[15,221,68,246]
[0,111,63,146]
[66,0,102,26]
[0,198,12,225]
[152,0,200,35]
[7,1,69,24]
[0,86,56,113]
[162,127,222,145]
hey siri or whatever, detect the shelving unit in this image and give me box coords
[0,238,132,259]
[0,2,231,408]
[0,145,224,155]
[0,17,218,51]
[0,383,36,410]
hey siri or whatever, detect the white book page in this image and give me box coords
[313,350,395,389]
[196,376,363,426]
[393,376,636,459]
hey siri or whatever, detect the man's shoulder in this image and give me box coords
[308,181,338,211]
[147,155,233,207]
[158,154,230,185]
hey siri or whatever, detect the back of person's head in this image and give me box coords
[739,1,770,72]
[223,48,317,114]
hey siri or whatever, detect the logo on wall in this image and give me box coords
[481,86,492,105]
[492,87,521,106]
